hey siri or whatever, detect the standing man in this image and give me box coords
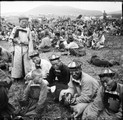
[9,16,34,81]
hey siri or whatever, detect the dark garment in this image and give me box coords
[47,63,70,86]
[52,82,68,101]
[39,46,51,53]
[0,49,12,71]
[0,69,12,89]
[103,91,121,113]
[89,55,119,67]
[0,84,15,118]
[69,48,86,57]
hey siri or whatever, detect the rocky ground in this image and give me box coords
[0,33,123,119]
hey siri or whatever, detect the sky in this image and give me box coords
[0,1,122,14]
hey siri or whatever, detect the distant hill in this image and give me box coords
[108,10,122,15]
[1,5,121,25]
[24,5,102,16]
[2,5,103,17]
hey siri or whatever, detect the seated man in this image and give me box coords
[89,55,120,67]
[0,69,14,120]
[92,27,105,50]
[51,31,61,48]
[28,50,52,80]
[0,46,12,71]
[65,36,79,50]
[18,64,48,118]
[59,60,100,119]
[46,54,70,101]
[38,30,51,52]
[82,68,123,120]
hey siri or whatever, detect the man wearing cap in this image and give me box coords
[26,50,52,81]
[59,60,99,118]
[9,16,34,81]
[82,68,123,120]
[46,54,70,101]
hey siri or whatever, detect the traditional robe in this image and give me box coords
[59,72,99,113]
[9,26,34,78]
[82,83,123,120]
[19,79,48,116]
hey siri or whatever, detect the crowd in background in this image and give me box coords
[0,15,123,51]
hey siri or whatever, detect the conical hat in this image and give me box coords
[49,54,60,61]
[99,68,115,78]
[68,60,82,71]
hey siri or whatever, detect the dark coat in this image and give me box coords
[90,55,113,67]
[0,81,15,118]
[47,63,70,86]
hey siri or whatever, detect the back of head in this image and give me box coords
[31,69,42,79]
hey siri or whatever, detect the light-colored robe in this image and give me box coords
[27,58,52,79]
[9,26,34,78]
[59,72,100,111]
[82,83,123,120]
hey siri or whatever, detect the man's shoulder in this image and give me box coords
[61,63,69,70]
[41,59,52,66]
[82,72,97,82]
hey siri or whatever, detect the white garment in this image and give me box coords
[65,41,79,49]
[31,58,52,79]
[10,26,33,78]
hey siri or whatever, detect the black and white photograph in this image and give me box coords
[0,1,123,120]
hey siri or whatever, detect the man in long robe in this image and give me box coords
[9,16,34,80]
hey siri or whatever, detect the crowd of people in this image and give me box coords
[0,14,123,120]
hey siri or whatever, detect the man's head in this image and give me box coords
[49,54,61,70]
[99,68,117,91]
[19,16,29,28]
[29,50,40,67]
[68,60,82,80]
